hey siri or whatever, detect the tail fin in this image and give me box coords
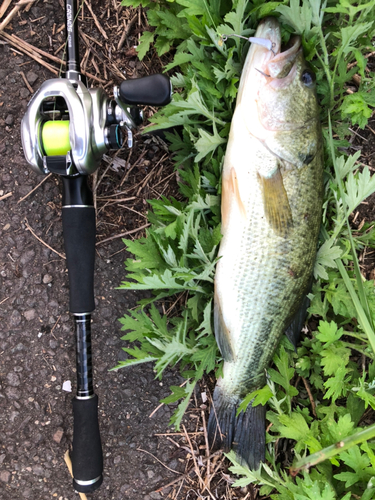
[232,401,266,469]
[207,385,266,469]
[207,385,237,452]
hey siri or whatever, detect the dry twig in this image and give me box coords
[0,0,35,32]
[117,13,137,50]
[302,377,317,417]
[0,0,13,19]
[83,0,108,40]
[96,222,150,245]
[18,173,52,203]
[136,447,180,475]
[0,191,12,201]
[19,70,33,93]
[201,410,211,489]
[182,424,206,492]
[154,451,223,493]
[24,219,66,260]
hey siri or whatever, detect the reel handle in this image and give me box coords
[119,73,172,106]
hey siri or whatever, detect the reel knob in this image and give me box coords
[105,124,122,149]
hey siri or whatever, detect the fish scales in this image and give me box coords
[208,17,324,468]
[216,135,322,398]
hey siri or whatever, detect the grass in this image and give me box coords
[113,0,375,497]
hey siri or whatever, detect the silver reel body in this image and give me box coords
[21,78,137,176]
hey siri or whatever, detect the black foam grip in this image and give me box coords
[72,395,103,493]
[62,207,96,313]
[119,73,171,106]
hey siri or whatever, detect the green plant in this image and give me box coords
[114,0,375,497]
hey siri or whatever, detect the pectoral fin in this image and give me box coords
[221,167,246,229]
[214,293,235,362]
[258,167,293,237]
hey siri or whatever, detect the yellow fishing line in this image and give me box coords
[41,121,71,156]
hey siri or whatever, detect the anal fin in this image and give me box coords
[214,292,235,362]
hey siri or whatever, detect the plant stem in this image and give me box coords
[335,259,375,353]
[317,27,334,108]
[291,424,375,473]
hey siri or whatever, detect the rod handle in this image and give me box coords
[72,395,103,493]
[62,205,96,314]
[119,73,172,106]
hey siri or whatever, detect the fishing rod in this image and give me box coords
[20,0,171,493]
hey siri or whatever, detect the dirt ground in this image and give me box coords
[0,1,202,499]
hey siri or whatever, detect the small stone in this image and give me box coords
[43,274,53,284]
[20,249,35,265]
[24,309,36,321]
[147,469,155,479]
[26,71,38,85]
[19,88,30,99]
[0,470,10,483]
[9,310,22,327]
[6,372,20,387]
[62,380,71,392]
[9,411,19,422]
[5,387,20,400]
[34,274,42,284]
[168,459,178,470]
[149,492,162,499]
[5,114,14,126]
[53,428,64,444]
[32,464,44,475]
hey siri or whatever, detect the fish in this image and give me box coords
[207,17,324,469]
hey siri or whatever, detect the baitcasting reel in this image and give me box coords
[21,72,171,176]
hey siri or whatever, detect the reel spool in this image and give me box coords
[41,120,71,156]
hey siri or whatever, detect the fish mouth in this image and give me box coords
[235,17,305,134]
[253,17,301,80]
[237,17,302,102]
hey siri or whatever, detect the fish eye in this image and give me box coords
[301,69,316,88]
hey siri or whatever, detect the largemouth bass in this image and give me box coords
[207,17,323,469]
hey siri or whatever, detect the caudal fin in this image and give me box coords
[207,385,266,469]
